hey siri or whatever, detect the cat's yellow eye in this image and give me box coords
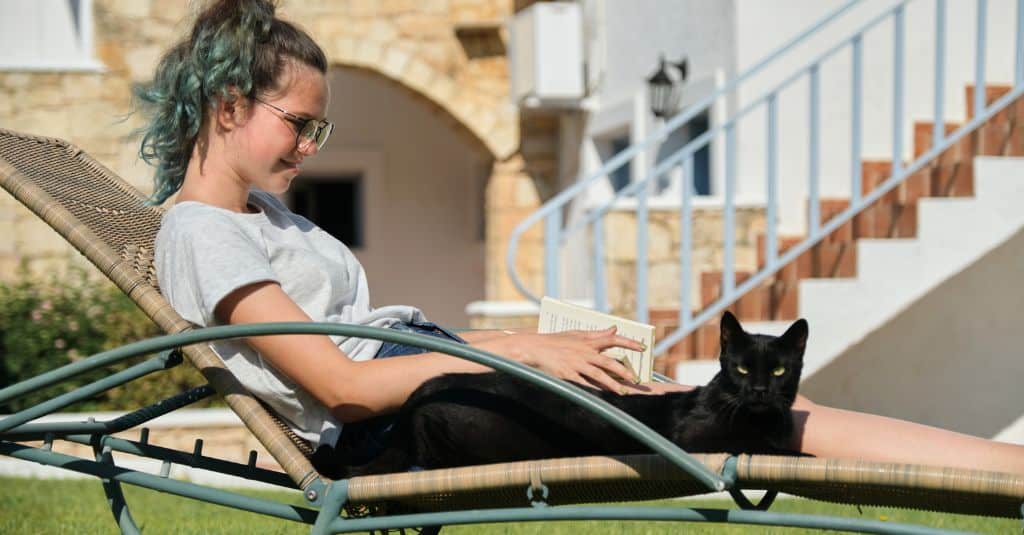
[736,364,749,375]
[772,367,786,377]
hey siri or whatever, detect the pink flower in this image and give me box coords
[53,339,66,349]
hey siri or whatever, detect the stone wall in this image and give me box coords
[603,205,766,316]
[0,0,540,306]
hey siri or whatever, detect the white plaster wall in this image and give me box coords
[801,224,1024,439]
[300,68,491,327]
[734,0,1019,234]
[580,0,736,193]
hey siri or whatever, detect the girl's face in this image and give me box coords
[227,62,329,195]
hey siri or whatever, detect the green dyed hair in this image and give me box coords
[134,0,327,205]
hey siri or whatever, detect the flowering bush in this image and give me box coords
[0,265,216,413]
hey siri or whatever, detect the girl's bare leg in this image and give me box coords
[791,395,1024,475]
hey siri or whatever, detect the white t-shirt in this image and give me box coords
[154,190,426,447]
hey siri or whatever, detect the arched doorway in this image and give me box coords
[291,67,494,326]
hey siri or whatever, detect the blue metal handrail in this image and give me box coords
[506,0,1024,358]
[506,0,862,304]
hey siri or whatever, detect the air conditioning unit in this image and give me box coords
[510,2,585,108]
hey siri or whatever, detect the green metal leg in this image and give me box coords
[311,481,348,535]
[94,443,141,535]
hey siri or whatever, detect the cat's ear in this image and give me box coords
[720,311,745,350]
[780,318,809,354]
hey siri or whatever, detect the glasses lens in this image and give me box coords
[317,122,334,149]
[296,121,333,151]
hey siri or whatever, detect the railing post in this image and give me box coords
[975,0,988,117]
[636,169,650,325]
[592,219,609,313]
[809,64,821,238]
[723,124,736,296]
[892,6,905,174]
[765,94,779,267]
[851,34,863,204]
[1017,0,1024,84]
[934,0,947,146]
[544,210,561,298]
[679,153,694,327]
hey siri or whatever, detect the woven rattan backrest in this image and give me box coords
[0,128,320,489]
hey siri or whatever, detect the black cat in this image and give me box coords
[336,311,807,477]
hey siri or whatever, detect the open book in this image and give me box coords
[537,297,655,383]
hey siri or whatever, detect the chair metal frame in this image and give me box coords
[1,126,1021,534]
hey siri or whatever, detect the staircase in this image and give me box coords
[505,0,1024,437]
[667,85,1024,379]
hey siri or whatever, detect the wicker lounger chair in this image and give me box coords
[0,126,1022,534]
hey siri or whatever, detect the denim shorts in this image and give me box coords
[311,321,468,473]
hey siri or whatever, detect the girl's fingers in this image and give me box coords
[587,353,637,383]
[579,326,617,339]
[590,335,646,352]
[577,362,628,393]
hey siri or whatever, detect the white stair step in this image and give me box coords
[974,157,1024,204]
[855,239,920,282]
[679,156,1024,390]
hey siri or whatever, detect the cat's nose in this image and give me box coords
[752,385,768,392]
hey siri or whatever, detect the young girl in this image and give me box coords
[145,0,1024,475]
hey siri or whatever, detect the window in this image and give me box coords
[594,133,632,193]
[289,175,364,249]
[0,0,102,71]
[655,111,712,197]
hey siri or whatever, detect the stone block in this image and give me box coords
[0,256,24,282]
[403,58,435,94]
[420,0,450,14]
[124,46,162,82]
[151,0,189,23]
[380,47,412,80]
[15,219,69,256]
[395,14,452,40]
[333,36,359,62]
[380,0,418,15]
[602,211,675,262]
[417,40,459,73]
[1,73,32,88]
[67,105,125,142]
[61,73,109,101]
[647,261,681,308]
[10,108,72,139]
[491,208,542,243]
[107,0,151,18]
[512,175,540,207]
[354,40,385,67]
[427,75,458,107]
[368,19,400,42]
[468,107,498,137]
[487,124,518,159]
[350,0,378,17]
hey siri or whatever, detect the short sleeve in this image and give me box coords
[156,208,280,326]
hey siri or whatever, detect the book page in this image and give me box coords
[537,297,654,383]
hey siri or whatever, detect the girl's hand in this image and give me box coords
[481,326,645,392]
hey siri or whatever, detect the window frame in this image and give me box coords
[0,0,104,72]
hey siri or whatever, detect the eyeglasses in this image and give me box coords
[254,97,334,151]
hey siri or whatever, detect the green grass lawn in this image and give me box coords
[0,477,1017,534]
